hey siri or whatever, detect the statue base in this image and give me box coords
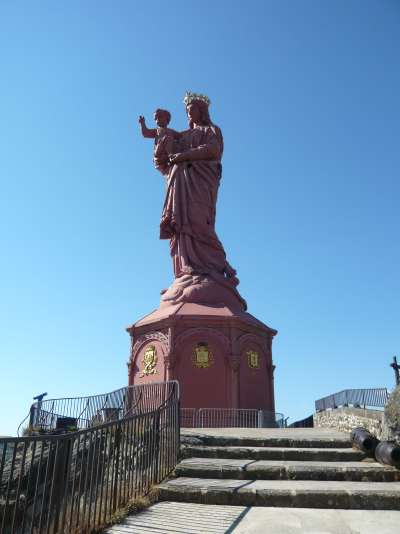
[160,273,247,312]
[127,301,277,412]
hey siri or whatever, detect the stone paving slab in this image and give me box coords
[104,502,400,533]
[181,445,366,462]
[176,458,400,481]
[181,428,351,448]
[104,501,247,533]
[233,507,400,533]
[158,477,400,509]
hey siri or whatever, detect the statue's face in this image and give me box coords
[186,103,201,124]
[154,111,168,128]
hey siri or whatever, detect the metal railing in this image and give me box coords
[181,408,285,428]
[315,388,389,412]
[27,383,172,434]
[289,415,314,428]
[0,381,180,534]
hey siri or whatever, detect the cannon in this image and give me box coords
[375,441,400,467]
[350,427,379,456]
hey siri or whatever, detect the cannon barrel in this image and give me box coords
[350,427,379,456]
[375,441,400,467]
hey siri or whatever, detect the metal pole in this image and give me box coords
[390,356,400,387]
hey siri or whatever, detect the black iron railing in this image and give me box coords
[180,408,285,428]
[27,383,172,433]
[315,388,389,412]
[0,381,179,534]
[289,415,314,428]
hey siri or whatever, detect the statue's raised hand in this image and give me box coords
[139,115,145,125]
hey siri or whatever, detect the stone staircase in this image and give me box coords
[157,428,400,510]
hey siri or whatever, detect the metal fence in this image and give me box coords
[0,381,179,534]
[181,408,285,428]
[27,382,173,434]
[289,415,314,428]
[315,388,389,412]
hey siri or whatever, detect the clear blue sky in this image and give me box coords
[1,1,399,435]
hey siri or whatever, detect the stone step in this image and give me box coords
[176,458,400,482]
[181,445,366,462]
[181,428,352,449]
[157,477,400,510]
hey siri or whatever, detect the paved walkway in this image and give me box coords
[105,501,247,533]
[105,501,400,533]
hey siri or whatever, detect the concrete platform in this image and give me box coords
[105,502,400,533]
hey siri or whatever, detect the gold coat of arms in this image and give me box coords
[247,350,260,369]
[141,344,158,376]
[193,343,214,368]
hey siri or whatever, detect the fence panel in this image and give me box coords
[180,408,285,428]
[315,388,389,412]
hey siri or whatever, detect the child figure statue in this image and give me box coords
[139,109,179,176]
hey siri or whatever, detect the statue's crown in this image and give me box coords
[183,91,211,107]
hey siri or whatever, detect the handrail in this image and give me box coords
[16,411,30,437]
[315,388,389,412]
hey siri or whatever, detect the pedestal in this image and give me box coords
[127,302,277,411]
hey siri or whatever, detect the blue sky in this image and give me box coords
[1,1,399,435]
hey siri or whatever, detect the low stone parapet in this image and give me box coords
[313,407,383,438]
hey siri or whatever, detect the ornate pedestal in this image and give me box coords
[127,302,277,411]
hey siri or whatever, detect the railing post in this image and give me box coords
[257,410,263,428]
[48,438,71,533]
[29,405,36,428]
[112,423,122,513]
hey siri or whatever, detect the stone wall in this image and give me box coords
[313,407,383,438]
[382,385,400,443]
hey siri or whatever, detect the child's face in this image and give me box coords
[154,111,169,128]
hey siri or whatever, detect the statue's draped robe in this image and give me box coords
[160,125,235,283]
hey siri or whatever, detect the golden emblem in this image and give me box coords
[141,345,158,376]
[193,342,214,369]
[247,350,260,369]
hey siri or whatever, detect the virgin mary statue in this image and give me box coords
[150,92,246,312]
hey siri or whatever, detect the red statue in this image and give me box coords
[130,92,277,414]
[139,92,246,312]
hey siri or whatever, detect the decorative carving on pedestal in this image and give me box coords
[192,343,214,369]
[131,331,169,357]
[128,331,170,384]
[247,350,260,369]
[140,345,158,377]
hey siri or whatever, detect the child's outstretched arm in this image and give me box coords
[139,116,156,138]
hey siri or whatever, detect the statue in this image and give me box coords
[130,93,277,413]
[139,92,246,312]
